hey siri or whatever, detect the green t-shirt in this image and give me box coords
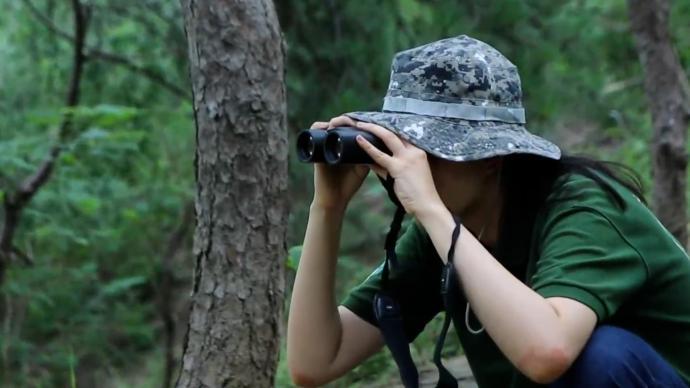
[341,172,690,387]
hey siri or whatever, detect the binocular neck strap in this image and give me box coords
[375,174,418,387]
[379,174,403,208]
[433,217,463,388]
[375,174,462,388]
[378,174,405,288]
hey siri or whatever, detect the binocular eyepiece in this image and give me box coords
[296,127,391,164]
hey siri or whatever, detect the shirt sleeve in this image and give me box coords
[530,206,648,321]
[340,220,444,342]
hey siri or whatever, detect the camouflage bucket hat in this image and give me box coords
[345,35,561,162]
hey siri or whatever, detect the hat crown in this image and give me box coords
[387,35,523,109]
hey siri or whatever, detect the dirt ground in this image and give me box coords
[386,355,478,388]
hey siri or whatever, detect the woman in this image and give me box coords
[287,35,690,387]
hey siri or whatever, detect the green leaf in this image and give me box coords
[398,0,422,23]
[286,245,303,270]
[80,127,110,141]
[77,197,102,216]
[60,152,77,165]
[30,291,55,309]
[26,109,64,126]
[66,104,140,127]
[101,276,147,297]
[121,208,139,221]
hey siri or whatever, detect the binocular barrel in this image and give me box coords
[296,127,391,164]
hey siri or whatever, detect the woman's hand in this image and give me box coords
[354,121,445,218]
[310,116,370,210]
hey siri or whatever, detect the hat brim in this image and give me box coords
[345,111,561,162]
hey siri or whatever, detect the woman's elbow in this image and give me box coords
[517,343,575,384]
[287,357,334,387]
[289,367,322,387]
[286,337,342,386]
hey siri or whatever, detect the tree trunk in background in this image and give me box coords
[177,1,287,387]
[629,0,690,247]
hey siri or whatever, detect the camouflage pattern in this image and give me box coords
[345,35,561,162]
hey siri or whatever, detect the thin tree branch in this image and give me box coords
[2,292,12,379]
[11,247,34,267]
[92,3,160,38]
[87,50,189,98]
[324,0,342,44]
[93,1,184,39]
[14,146,61,208]
[0,0,88,284]
[19,0,74,42]
[141,0,185,33]
[0,172,15,192]
[20,0,189,99]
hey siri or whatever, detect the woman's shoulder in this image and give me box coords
[544,170,643,214]
[533,170,646,243]
[537,170,687,263]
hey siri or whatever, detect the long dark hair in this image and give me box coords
[494,153,645,280]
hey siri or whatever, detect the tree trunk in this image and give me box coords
[629,0,690,247]
[177,1,288,387]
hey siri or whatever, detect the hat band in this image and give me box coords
[382,96,526,124]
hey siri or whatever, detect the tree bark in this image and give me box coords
[177,1,288,387]
[629,0,690,247]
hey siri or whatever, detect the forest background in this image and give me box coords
[0,0,689,387]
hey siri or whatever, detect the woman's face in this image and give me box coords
[427,155,500,217]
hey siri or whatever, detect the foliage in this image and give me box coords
[0,0,689,386]
[1,0,193,386]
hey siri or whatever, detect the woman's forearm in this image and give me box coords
[287,203,347,378]
[416,205,590,383]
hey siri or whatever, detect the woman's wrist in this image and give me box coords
[309,200,347,217]
[415,200,452,227]
[415,202,456,264]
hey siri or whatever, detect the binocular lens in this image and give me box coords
[305,136,315,157]
[296,127,391,164]
[296,130,327,162]
[324,135,344,162]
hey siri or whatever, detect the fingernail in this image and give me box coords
[356,135,364,142]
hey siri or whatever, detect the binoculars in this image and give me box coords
[296,127,391,164]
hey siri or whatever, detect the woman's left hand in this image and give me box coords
[354,121,445,218]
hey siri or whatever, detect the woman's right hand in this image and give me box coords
[310,116,370,210]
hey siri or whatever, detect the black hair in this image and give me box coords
[494,153,646,280]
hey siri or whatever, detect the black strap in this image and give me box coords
[374,175,418,387]
[432,217,462,388]
[381,206,405,287]
[378,173,403,209]
[376,174,406,288]
[374,175,463,388]
[374,293,419,387]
